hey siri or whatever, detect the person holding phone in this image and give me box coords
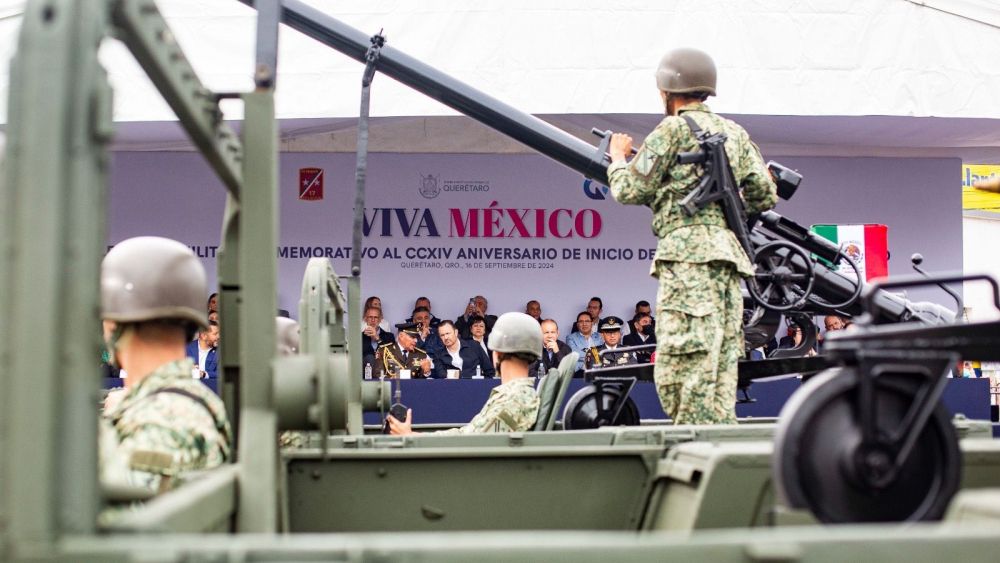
[455,295,497,339]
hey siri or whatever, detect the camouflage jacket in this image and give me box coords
[437,377,539,435]
[608,102,777,276]
[100,358,231,495]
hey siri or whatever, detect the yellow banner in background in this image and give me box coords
[962,164,1000,213]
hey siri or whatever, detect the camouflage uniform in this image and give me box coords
[279,431,308,449]
[101,358,231,493]
[437,377,539,435]
[608,102,777,424]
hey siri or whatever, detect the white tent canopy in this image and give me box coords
[1,0,999,159]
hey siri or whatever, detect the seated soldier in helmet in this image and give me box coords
[99,237,231,499]
[387,312,541,435]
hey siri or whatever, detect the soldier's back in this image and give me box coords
[104,358,231,491]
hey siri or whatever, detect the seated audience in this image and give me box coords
[432,320,494,378]
[412,306,445,358]
[525,299,542,321]
[388,313,540,435]
[824,315,848,333]
[373,322,432,379]
[529,318,572,377]
[455,295,497,338]
[622,311,655,363]
[584,316,637,369]
[362,306,394,364]
[185,320,220,378]
[406,296,442,329]
[571,297,604,333]
[469,316,490,358]
[567,311,604,374]
[365,295,391,332]
[777,322,817,356]
[628,300,654,335]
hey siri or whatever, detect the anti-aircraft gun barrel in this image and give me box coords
[248,0,613,185]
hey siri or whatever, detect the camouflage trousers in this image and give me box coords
[653,260,742,425]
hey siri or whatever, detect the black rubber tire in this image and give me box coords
[773,367,961,523]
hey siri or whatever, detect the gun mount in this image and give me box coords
[775,273,1000,523]
[274,258,390,441]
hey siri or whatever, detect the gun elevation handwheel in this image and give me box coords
[747,241,815,312]
[773,367,960,523]
[562,383,640,430]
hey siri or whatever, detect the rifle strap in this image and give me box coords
[681,113,705,139]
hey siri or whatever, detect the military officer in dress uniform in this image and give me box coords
[585,316,638,370]
[374,321,433,379]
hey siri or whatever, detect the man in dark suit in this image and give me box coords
[362,306,394,364]
[185,320,219,378]
[627,300,655,336]
[455,294,497,339]
[530,318,571,377]
[412,306,445,359]
[622,311,655,363]
[432,320,494,378]
[405,296,442,329]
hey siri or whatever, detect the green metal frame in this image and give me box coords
[1,0,282,552]
[3,0,1000,560]
[1,0,112,548]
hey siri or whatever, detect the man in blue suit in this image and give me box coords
[185,320,219,378]
[432,320,494,379]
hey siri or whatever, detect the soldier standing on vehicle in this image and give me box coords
[606,48,777,424]
[99,237,231,497]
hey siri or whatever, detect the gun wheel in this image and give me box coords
[561,384,639,430]
[748,241,815,312]
[773,367,960,523]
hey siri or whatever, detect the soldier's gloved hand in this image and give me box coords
[609,133,633,163]
[387,409,413,436]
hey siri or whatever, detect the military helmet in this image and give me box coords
[276,317,300,357]
[655,47,717,96]
[488,312,543,359]
[101,236,208,328]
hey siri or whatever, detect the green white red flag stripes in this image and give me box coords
[811,224,888,282]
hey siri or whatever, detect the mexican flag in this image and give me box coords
[811,224,888,282]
